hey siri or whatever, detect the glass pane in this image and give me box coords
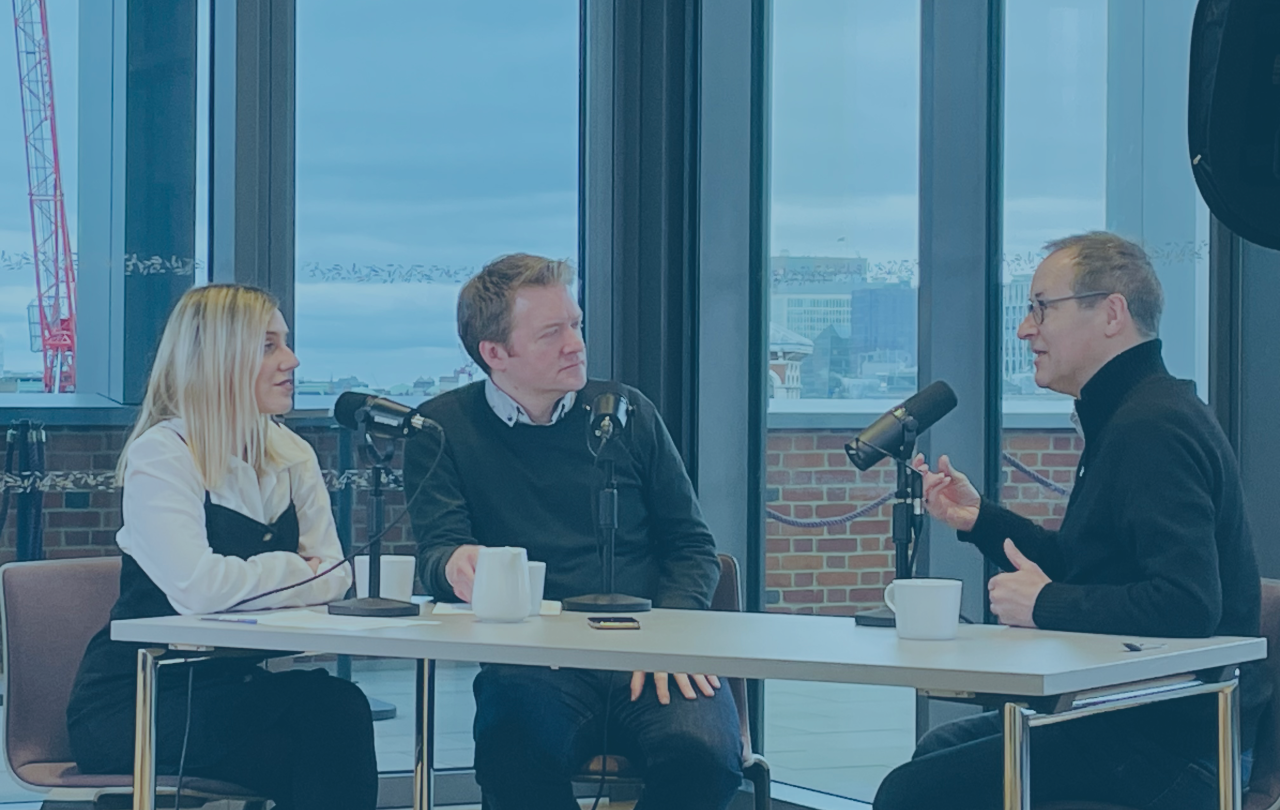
[1002,0,1209,414]
[294,0,579,410]
[765,0,920,801]
[0,1,78,395]
[294,0,580,775]
[999,0,1207,549]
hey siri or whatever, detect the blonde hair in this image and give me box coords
[119,284,281,490]
[457,253,577,373]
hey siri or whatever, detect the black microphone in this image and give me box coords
[845,381,958,471]
[588,390,630,443]
[334,392,432,439]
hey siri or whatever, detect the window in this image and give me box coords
[294,0,579,411]
[765,1,920,802]
[293,0,580,776]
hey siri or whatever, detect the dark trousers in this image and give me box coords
[473,664,743,810]
[70,665,378,810]
[873,711,1220,810]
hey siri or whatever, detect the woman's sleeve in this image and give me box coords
[118,430,340,614]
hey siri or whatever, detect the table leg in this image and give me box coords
[415,660,435,810]
[132,647,161,810]
[1218,677,1241,810]
[1003,702,1032,810]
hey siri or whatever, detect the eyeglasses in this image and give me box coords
[1026,292,1110,325]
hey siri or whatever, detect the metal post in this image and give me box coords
[368,460,385,599]
[132,647,162,810]
[1003,702,1031,810]
[414,659,435,810]
[1218,677,1242,810]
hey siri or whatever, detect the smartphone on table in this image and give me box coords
[587,616,641,630]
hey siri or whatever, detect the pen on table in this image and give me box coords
[1122,642,1166,652]
[200,616,258,625]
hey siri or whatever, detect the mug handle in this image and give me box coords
[883,582,896,613]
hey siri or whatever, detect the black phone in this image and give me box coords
[587,616,641,630]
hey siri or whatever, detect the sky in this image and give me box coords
[0,0,1208,393]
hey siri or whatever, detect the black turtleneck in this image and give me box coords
[960,339,1269,752]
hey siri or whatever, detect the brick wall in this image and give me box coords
[1,424,1078,616]
[765,429,1081,615]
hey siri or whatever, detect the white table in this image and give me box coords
[113,607,1265,810]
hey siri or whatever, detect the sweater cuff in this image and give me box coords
[956,500,1017,562]
[1030,581,1075,631]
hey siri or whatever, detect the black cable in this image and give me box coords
[589,684,612,810]
[221,423,445,612]
[174,666,194,809]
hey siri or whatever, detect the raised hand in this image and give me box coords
[911,454,981,532]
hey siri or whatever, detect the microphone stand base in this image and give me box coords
[562,593,652,613]
[328,597,420,618]
[853,606,896,627]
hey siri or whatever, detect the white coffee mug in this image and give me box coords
[527,561,547,616]
[472,547,530,623]
[353,554,417,603]
[883,578,962,640]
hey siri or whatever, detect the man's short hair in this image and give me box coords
[1043,231,1164,338]
[457,253,577,374]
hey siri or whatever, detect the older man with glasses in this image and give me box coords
[873,231,1270,810]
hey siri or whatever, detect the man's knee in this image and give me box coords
[644,721,743,801]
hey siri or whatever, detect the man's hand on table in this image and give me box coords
[630,671,721,705]
[988,539,1050,628]
[446,544,481,603]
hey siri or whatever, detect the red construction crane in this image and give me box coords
[12,0,75,392]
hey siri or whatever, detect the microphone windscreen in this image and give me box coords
[333,392,372,431]
[905,380,958,433]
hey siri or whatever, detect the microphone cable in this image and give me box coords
[173,666,195,809]
[219,420,444,612]
[590,688,611,810]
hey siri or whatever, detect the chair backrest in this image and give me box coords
[711,554,754,760]
[0,557,121,779]
[1247,578,1280,810]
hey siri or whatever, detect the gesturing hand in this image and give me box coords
[911,454,981,532]
[988,539,1050,628]
[445,544,481,603]
[630,671,721,705]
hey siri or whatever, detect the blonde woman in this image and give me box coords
[66,285,376,810]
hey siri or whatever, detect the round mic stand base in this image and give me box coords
[852,606,896,627]
[562,592,653,613]
[328,596,420,618]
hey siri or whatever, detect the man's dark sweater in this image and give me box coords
[404,380,720,609]
[961,339,1270,753]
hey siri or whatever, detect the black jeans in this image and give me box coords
[472,664,743,810]
[874,711,1222,810]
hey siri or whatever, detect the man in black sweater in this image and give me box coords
[404,254,742,810]
[874,232,1270,810]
